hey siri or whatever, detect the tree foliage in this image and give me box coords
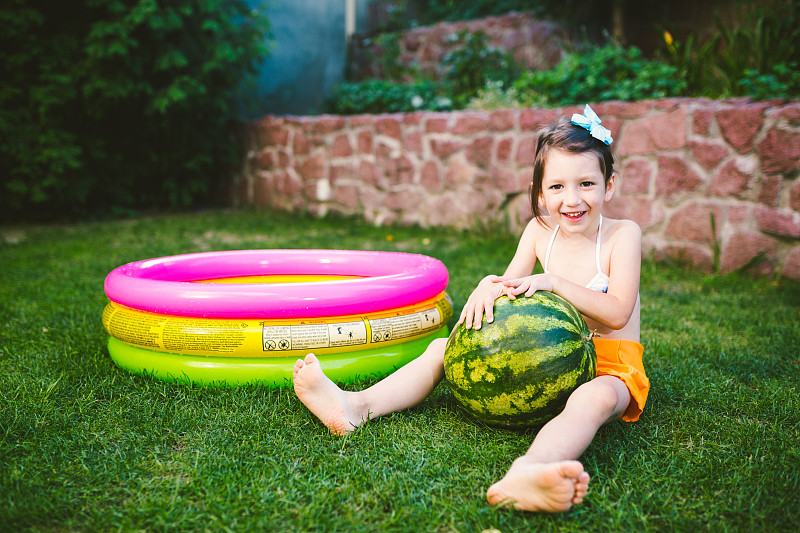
[0,0,269,222]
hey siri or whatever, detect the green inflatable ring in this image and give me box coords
[107,328,447,387]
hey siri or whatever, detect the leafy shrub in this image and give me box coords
[0,0,269,222]
[659,30,722,96]
[660,2,800,99]
[467,81,529,110]
[325,80,452,114]
[327,29,517,115]
[440,30,520,107]
[370,32,413,81]
[351,1,798,115]
[510,44,685,107]
[712,2,799,96]
[736,63,800,100]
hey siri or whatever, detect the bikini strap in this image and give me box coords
[545,217,603,275]
[595,215,604,274]
[543,224,559,274]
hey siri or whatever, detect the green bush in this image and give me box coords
[511,44,685,107]
[370,32,412,81]
[334,42,688,115]
[440,30,520,107]
[0,0,269,222]
[712,2,799,97]
[658,30,721,96]
[329,29,517,115]
[736,63,800,100]
[325,80,452,115]
[340,2,798,116]
[660,2,800,99]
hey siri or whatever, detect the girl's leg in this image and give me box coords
[487,375,631,512]
[293,338,447,435]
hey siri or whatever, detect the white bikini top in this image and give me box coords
[543,215,609,293]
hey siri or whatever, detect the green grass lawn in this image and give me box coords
[1,209,798,532]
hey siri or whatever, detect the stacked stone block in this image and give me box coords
[352,11,567,81]
[237,99,800,280]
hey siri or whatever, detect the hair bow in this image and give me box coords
[571,104,613,145]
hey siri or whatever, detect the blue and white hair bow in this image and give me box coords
[571,104,613,145]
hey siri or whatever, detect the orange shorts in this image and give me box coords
[593,339,650,422]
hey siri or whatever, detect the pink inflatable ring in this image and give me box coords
[104,249,449,319]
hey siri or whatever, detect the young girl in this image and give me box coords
[292,105,650,513]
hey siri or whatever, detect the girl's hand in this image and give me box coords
[502,274,552,299]
[456,275,505,330]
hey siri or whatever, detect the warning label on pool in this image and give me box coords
[102,303,247,354]
[260,306,444,352]
[262,321,368,351]
[368,307,442,343]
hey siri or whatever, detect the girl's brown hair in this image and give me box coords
[529,116,616,221]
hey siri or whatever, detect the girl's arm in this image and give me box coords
[457,221,542,330]
[502,220,641,331]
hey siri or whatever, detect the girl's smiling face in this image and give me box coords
[539,149,615,234]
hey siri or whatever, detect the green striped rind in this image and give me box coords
[444,292,596,428]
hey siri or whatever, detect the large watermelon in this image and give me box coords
[444,292,596,428]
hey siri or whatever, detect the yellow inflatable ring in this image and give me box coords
[102,292,453,358]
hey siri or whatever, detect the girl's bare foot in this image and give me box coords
[486,457,590,512]
[292,353,366,435]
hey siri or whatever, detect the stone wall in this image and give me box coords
[349,11,567,81]
[235,99,800,280]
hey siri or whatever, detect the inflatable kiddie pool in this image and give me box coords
[103,249,451,386]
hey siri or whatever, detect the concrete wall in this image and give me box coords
[234,99,800,280]
[241,0,374,117]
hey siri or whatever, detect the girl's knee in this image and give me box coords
[428,337,447,354]
[421,337,447,364]
[430,337,447,350]
[565,377,627,420]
